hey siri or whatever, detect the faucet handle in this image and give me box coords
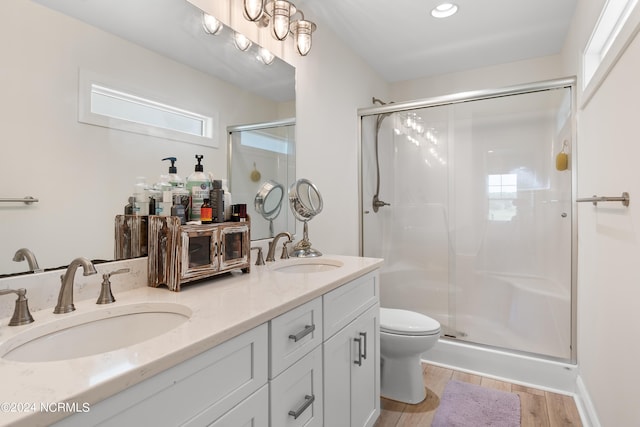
[281,241,291,260]
[0,288,35,326]
[251,247,265,266]
[97,268,130,305]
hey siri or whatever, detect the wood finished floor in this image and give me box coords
[374,363,582,427]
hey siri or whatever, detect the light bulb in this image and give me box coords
[202,13,223,35]
[244,0,264,21]
[292,19,316,56]
[257,48,275,65]
[234,32,252,51]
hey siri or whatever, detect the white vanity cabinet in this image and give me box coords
[323,271,380,427]
[48,268,380,427]
[53,324,269,427]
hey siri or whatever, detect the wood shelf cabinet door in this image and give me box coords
[148,216,250,291]
[324,303,380,427]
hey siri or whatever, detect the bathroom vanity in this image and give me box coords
[0,255,382,427]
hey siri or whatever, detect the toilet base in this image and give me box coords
[380,354,426,404]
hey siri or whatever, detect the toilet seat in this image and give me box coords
[380,308,441,336]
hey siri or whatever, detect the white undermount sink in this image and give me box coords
[0,303,191,363]
[270,258,344,273]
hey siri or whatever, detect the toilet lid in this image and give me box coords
[380,308,441,336]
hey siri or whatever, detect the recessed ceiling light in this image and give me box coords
[431,3,458,18]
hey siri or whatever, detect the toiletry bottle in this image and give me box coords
[133,177,149,216]
[172,185,191,222]
[124,196,134,215]
[186,155,211,221]
[211,180,225,223]
[171,194,187,224]
[201,199,213,224]
[221,179,233,221]
[162,157,184,188]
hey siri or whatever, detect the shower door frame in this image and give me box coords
[357,77,578,363]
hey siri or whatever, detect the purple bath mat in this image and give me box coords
[432,380,521,427]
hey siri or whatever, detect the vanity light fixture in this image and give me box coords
[242,0,317,55]
[257,47,275,65]
[265,1,296,41]
[290,13,317,56]
[244,0,264,22]
[202,13,223,35]
[431,3,459,18]
[234,32,252,51]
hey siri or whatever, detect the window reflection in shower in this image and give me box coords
[361,85,574,361]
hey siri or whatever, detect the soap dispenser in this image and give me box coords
[186,155,211,222]
[162,157,184,188]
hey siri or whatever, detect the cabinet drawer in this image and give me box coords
[270,297,323,378]
[270,345,324,427]
[206,384,268,427]
[323,271,379,339]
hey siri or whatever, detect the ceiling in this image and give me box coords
[295,0,578,82]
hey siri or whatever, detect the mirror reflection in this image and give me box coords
[229,119,296,240]
[0,0,295,275]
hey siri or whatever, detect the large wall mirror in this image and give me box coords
[0,0,295,275]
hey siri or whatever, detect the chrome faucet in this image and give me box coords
[265,232,293,262]
[54,257,97,314]
[0,288,34,326]
[12,248,42,273]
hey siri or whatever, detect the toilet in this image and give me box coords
[379,307,441,404]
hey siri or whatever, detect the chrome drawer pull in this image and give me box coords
[353,337,363,366]
[288,394,315,419]
[289,324,315,342]
[359,331,367,360]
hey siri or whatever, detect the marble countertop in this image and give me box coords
[0,254,383,427]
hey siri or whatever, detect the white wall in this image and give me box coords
[561,1,640,425]
[285,23,390,256]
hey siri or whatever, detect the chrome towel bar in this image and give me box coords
[576,192,629,207]
[0,196,39,205]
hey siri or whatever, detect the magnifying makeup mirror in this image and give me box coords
[254,180,285,238]
[288,178,323,257]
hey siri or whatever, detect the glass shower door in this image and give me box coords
[361,86,574,360]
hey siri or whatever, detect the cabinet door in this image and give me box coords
[206,384,268,427]
[351,304,380,427]
[270,345,323,427]
[324,304,380,427]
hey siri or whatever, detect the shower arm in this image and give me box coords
[372,97,391,212]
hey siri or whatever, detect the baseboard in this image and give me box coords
[423,339,578,394]
[574,375,601,427]
[422,339,605,427]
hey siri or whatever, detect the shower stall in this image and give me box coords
[360,79,576,362]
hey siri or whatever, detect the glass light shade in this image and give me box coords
[292,19,316,56]
[244,0,264,21]
[269,1,296,41]
[202,13,223,35]
[234,32,252,51]
[257,48,275,65]
[431,3,458,18]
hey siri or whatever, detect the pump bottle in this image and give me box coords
[186,155,211,221]
[162,157,184,188]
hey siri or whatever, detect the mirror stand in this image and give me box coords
[290,221,322,257]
